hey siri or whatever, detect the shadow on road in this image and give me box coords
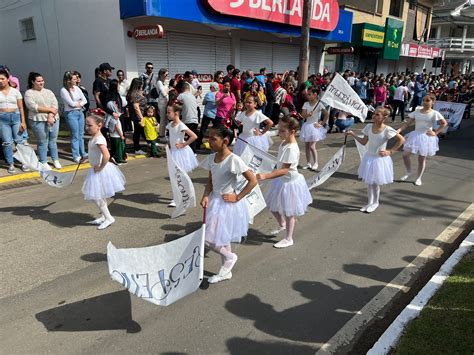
[80,252,107,262]
[35,290,141,333]
[114,192,169,205]
[226,337,315,354]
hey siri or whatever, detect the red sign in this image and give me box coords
[206,0,340,31]
[400,43,442,59]
[133,25,164,40]
[417,45,432,59]
[327,46,354,54]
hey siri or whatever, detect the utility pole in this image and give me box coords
[298,0,311,86]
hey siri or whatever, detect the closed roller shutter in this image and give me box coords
[136,38,169,73]
[241,40,272,72]
[272,43,300,73]
[310,47,320,75]
[216,37,232,73]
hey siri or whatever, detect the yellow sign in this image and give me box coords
[362,29,385,44]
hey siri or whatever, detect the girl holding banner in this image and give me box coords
[300,87,328,171]
[200,126,257,284]
[346,108,405,213]
[257,116,312,248]
[232,96,273,156]
[397,94,447,186]
[82,111,125,230]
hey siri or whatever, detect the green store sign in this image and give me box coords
[382,18,404,60]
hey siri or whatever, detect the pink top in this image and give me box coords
[215,91,236,120]
[374,86,387,103]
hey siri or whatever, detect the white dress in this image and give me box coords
[358,124,397,185]
[201,153,250,246]
[264,142,312,217]
[300,101,327,143]
[233,110,273,155]
[82,135,125,200]
[404,108,443,156]
[167,121,198,173]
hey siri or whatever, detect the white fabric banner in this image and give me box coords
[306,145,345,190]
[433,101,466,132]
[40,169,76,188]
[13,144,43,171]
[107,225,205,307]
[166,145,196,218]
[320,73,368,121]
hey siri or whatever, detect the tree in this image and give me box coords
[298,0,312,86]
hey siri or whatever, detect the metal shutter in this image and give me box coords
[136,37,169,73]
[216,36,232,73]
[310,47,321,75]
[272,43,300,73]
[241,40,273,73]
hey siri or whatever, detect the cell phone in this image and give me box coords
[223,88,229,94]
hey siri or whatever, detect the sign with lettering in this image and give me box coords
[107,225,205,306]
[306,145,345,190]
[327,46,354,55]
[433,101,466,132]
[382,17,403,60]
[400,43,442,59]
[133,25,164,40]
[206,0,340,31]
[320,73,368,121]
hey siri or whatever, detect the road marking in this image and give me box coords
[316,203,474,354]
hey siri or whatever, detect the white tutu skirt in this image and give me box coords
[233,134,273,156]
[205,192,250,246]
[82,163,126,200]
[403,131,439,156]
[358,154,394,185]
[300,122,327,143]
[264,174,312,217]
[170,146,198,173]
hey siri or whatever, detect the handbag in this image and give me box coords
[149,86,159,99]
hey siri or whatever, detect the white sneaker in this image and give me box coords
[53,160,62,169]
[366,203,379,213]
[208,267,232,284]
[310,164,319,171]
[97,218,115,230]
[302,164,311,170]
[21,164,30,172]
[414,178,422,186]
[73,157,81,163]
[273,238,294,248]
[400,172,411,181]
[270,225,286,235]
[360,204,371,212]
[168,200,176,207]
[87,216,105,225]
[134,150,146,155]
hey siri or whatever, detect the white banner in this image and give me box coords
[40,169,76,188]
[166,145,196,218]
[306,145,345,190]
[433,101,466,132]
[320,73,368,121]
[107,225,205,307]
[13,144,43,171]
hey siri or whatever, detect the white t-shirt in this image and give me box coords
[0,87,22,109]
[202,153,249,194]
[88,135,107,166]
[362,124,397,156]
[156,80,169,104]
[408,108,444,132]
[166,121,188,148]
[302,101,324,124]
[235,110,268,138]
[394,86,408,101]
[407,81,415,95]
[276,142,300,182]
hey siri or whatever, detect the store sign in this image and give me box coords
[400,43,442,59]
[382,18,403,60]
[133,25,164,40]
[206,0,340,31]
[362,29,384,44]
[327,46,354,54]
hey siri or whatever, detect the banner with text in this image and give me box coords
[166,145,196,218]
[306,145,345,190]
[320,73,368,121]
[107,225,205,307]
[433,101,466,132]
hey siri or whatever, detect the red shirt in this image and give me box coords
[230,78,241,99]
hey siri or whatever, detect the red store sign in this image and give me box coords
[132,25,164,40]
[206,0,340,31]
[400,43,441,59]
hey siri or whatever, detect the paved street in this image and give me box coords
[1,120,473,353]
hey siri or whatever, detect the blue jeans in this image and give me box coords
[65,110,86,160]
[0,111,21,164]
[29,119,59,162]
[335,118,354,132]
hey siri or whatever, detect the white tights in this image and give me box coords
[367,184,380,206]
[403,152,427,180]
[272,211,297,242]
[94,198,113,221]
[207,243,234,268]
[305,142,318,167]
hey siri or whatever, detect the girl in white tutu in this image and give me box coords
[200,126,257,284]
[232,96,273,156]
[82,111,125,230]
[257,116,312,248]
[300,87,329,171]
[346,107,404,213]
[397,93,447,186]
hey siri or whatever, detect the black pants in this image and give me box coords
[270,103,281,125]
[391,100,405,122]
[185,122,199,152]
[132,119,146,151]
[196,115,215,148]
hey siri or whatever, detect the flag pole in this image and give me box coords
[71,160,83,183]
[199,207,207,281]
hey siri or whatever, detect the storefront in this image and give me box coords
[119,0,353,78]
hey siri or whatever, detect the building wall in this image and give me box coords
[0,0,128,94]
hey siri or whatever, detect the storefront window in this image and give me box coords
[340,0,383,15]
[389,0,403,18]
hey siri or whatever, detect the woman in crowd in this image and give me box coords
[74,71,90,118]
[126,78,147,155]
[0,68,28,174]
[60,71,88,163]
[215,81,236,127]
[374,79,387,108]
[156,68,169,139]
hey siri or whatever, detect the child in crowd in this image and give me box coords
[106,97,127,165]
[300,87,328,171]
[230,100,244,142]
[346,107,405,213]
[140,105,161,157]
[397,93,447,186]
[83,111,125,230]
[232,96,273,156]
[257,115,312,248]
[200,126,257,283]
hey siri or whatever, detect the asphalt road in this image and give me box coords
[1,119,473,354]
